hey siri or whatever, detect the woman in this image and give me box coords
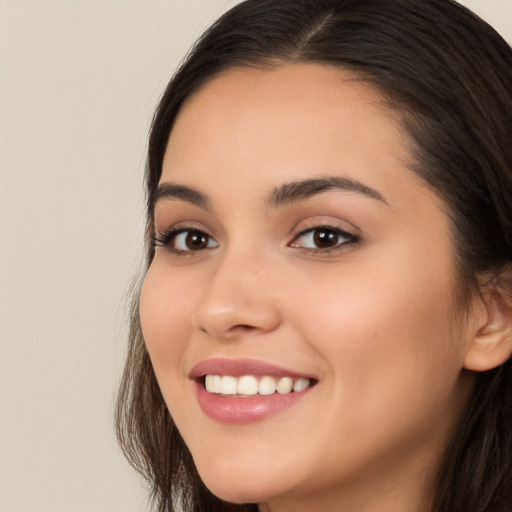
[116,1,512,511]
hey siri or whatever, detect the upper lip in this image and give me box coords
[189,358,316,380]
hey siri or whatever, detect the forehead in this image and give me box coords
[161,63,422,207]
[183,63,383,114]
[166,63,399,153]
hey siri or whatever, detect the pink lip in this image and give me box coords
[190,358,315,379]
[190,358,316,425]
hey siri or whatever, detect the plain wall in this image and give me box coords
[0,1,510,511]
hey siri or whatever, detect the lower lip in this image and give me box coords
[195,381,312,424]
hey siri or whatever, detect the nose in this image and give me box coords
[191,250,282,341]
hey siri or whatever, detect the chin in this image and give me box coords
[195,459,289,505]
[200,476,270,505]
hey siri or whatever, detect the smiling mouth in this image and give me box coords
[202,375,315,396]
[192,361,318,423]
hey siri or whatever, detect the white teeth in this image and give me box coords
[205,375,214,392]
[276,377,293,394]
[204,375,312,396]
[220,375,238,395]
[259,376,276,395]
[211,375,222,393]
[205,374,222,393]
[238,375,259,395]
[293,377,310,392]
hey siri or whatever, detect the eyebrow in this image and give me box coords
[151,175,387,212]
[151,182,211,211]
[266,176,388,207]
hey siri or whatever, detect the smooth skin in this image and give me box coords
[140,64,507,512]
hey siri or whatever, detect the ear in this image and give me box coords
[464,279,512,372]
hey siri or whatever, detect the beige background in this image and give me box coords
[0,1,510,511]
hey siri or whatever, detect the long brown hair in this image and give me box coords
[116,1,512,510]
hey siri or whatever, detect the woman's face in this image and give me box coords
[140,64,477,510]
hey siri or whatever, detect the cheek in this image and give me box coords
[139,261,195,379]
[282,257,468,477]
[293,250,463,406]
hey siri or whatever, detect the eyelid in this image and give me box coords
[152,218,359,255]
[289,215,359,238]
[289,224,359,252]
[152,224,219,254]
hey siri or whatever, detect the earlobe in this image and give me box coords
[464,290,512,372]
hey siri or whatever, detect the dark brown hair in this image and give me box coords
[116,1,512,511]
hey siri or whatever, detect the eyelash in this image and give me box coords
[152,228,218,255]
[290,225,359,253]
[152,225,359,255]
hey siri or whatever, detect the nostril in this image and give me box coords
[229,324,260,335]
[197,322,258,340]
[233,324,256,330]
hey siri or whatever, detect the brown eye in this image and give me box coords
[313,229,340,248]
[184,231,209,250]
[290,226,357,251]
[162,229,218,252]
